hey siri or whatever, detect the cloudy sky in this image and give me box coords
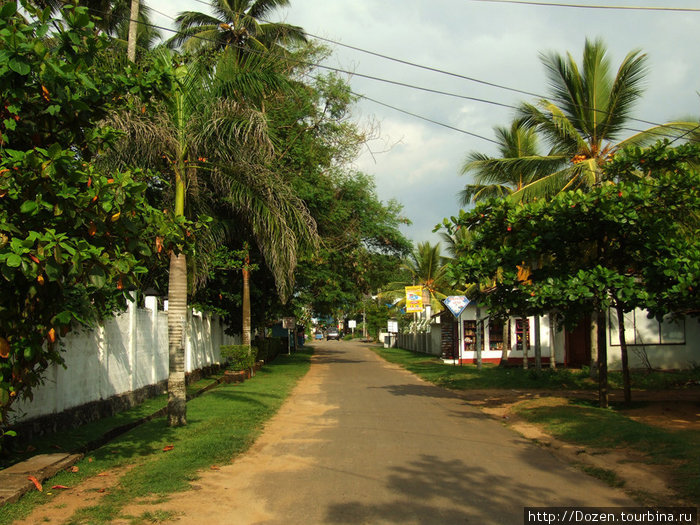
[150,0,699,244]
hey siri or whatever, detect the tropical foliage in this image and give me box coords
[169,0,306,56]
[0,4,193,426]
[443,141,700,406]
[462,39,698,203]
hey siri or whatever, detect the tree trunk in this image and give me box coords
[596,308,608,408]
[127,0,140,62]
[616,304,632,404]
[242,258,251,347]
[534,315,541,371]
[522,317,529,370]
[549,313,557,369]
[167,251,187,427]
[475,311,482,370]
[589,311,599,379]
[500,317,510,365]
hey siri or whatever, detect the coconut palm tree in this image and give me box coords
[459,119,562,205]
[379,242,452,315]
[103,49,317,425]
[511,38,698,201]
[168,0,306,56]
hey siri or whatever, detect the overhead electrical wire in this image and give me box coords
[462,0,700,13]
[85,6,699,145]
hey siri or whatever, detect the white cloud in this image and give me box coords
[151,0,700,244]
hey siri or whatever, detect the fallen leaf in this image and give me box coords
[51,485,70,490]
[210,465,220,470]
[28,476,43,492]
[88,457,94,463]
[162,445,174,452]
[97,488,106,493]
[69,466,79,473]
[97,473,109,477]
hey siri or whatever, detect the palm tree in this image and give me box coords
[168,0,306,56]
[459,119,561,205]
[512,38,698,201]
[379,242,451,315]
[103,49,317,425]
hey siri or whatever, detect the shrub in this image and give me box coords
[255,337,285,363]
[220,345,257,371]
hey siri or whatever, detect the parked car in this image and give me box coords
[326,327,340,341]
[314,330,324,340]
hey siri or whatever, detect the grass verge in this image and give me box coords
[372,346,700,504]
[1,349,312,525]
[2,376,222,470]
[372,346,700,391]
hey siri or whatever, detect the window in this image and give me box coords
[515,318,530,351]
[609,309,685,346]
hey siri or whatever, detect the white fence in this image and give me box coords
[10,298,239,424]
[396,325,442,356]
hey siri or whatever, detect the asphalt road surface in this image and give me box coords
[155,339,635,524]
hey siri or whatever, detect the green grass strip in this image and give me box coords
[1,350,311,525]
[372,346,700,391]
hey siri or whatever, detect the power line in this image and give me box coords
[258,17,698,136]
[352,92,501,145]
[88,6,699,144]
[463,0,700,12]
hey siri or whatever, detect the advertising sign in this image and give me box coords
[405,285,424,313]
[348,320,357,329]
[443,296,470,319]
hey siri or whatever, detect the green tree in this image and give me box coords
[105,48,318,424]
[512,38,698,201]
[379,242,452,315]
[0,4,187,430]
[443,141,700,406]
[169,0,306,56]
[459,119,561,205]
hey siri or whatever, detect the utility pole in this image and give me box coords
[127,0,140,62]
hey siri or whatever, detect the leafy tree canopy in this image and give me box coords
[0,3,194,427]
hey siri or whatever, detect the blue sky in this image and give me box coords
[151,0,700,245]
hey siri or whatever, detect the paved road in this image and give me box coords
[156,340,635,524]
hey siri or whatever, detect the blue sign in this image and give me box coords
[443,296,469,319]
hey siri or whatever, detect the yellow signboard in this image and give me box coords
[405,285,424,313]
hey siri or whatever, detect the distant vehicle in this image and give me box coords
[314,330,324,340]
[326,327,340,341]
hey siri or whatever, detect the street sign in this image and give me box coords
[348,320,357,328]
[443,296,469,319]
[282,317,295,329]
[387,319,398,334]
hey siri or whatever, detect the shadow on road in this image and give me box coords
[324,454,533,524]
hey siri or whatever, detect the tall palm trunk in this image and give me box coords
[127,0,140,62]
[167,251,188,426]
[168,165,188,426]
[242,257,251,347]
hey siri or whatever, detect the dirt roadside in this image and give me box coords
[458,387,699,506]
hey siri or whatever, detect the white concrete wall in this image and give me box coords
[607,309,700,370]
[10,300,240,424]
